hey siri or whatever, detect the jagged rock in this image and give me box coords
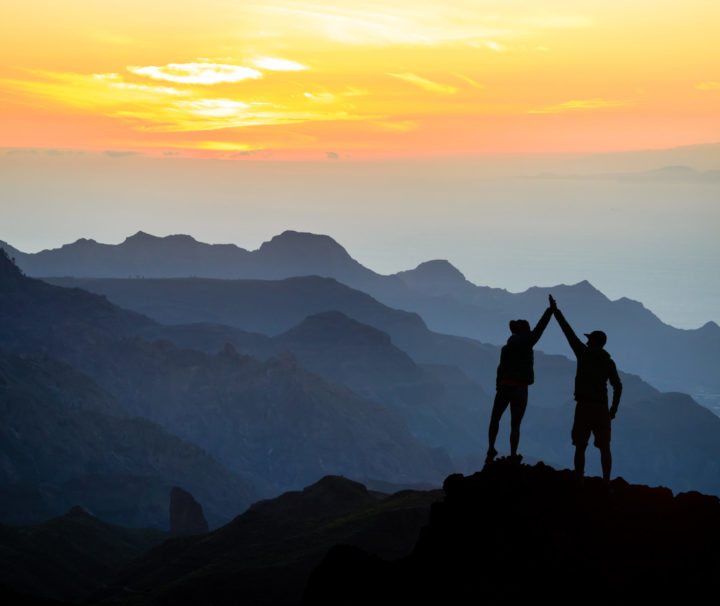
[303,461,720,605]
[170,487,209,536]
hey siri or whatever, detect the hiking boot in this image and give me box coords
[485,447,498,463]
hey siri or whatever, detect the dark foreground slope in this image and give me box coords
[0,507,167,603]
[95,476,442,606]
[304,460,720,605]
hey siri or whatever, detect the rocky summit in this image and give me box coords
[303,459,720,605]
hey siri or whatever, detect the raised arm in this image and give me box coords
[529,306,553,347]
[608,359,622,418]
[549,295,584,356]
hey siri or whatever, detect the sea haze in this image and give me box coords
[1,151,718,328]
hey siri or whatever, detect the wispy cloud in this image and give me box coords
[304,91,336,103]
[0,69,376,134]
[483,41,507,52]
[529,98,628,114]
[255,4,591,47]
[174,99,251,118]
[696,81,720,91]
[250,56,308,71]
[388,73,457,94]
[114,105,377,133]
[127,63,263,85]
[342,86,370,97]
[453,73,485,89]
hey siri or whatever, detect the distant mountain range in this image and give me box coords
[4,251,717,495]
[3,237,720,532]
[3,230,718,411]
[0,249,451,526]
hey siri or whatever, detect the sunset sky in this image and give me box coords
[2,0,719,158]
[1,1,719,329]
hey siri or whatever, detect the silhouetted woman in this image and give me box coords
[486,304,553,462]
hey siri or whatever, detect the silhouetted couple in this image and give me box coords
[487,295,622,484]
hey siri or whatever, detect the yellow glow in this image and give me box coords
[1,1,719,157]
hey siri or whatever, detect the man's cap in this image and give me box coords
[584,330,607,347]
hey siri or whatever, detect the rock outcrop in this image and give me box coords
[170,487,209,536]
[303,460,720,605]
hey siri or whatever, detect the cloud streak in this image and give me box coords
[127,63,263,85]
[529,98,628,114]
[453,73,485,89]
[251,57,308,71]
[388,73,457,94]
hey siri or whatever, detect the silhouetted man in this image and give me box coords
[486,303,553,463]
[549,295,622,484]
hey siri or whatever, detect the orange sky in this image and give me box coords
[1,1,719,159]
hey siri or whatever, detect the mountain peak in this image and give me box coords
[259,231,350,256]
[123,230,159,244]
[412,260,467,282]
[249,475,377,521]
[394,259,471,295]
[698,320,720,333]
[280,311,392,346]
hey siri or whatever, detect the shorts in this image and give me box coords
[571,400,611,448]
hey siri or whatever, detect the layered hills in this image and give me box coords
[0,250,450,524]
[96,476,442,606]
[0,348,255,528]
[25,268,720,496]
[8,230,717,409]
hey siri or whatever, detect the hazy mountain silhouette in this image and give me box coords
[4,248,720,505]
[96,476,442,606]
[304,460,720,605]
[0,348,255,528]
[11,229,717,408]
[0,506,167,602]
[0,251,450,506]
[56,276,720,496]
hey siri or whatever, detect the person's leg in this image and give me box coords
[574,445,586,478]
[600,445,612,483]
[488,388,510,459]
[594,407,612,483]
[572,402,590,484]
[509,386,529,457]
